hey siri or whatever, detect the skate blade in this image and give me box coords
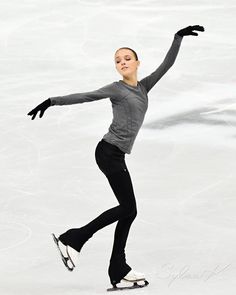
[107,280,149,291]
[122,277,145,282]
[66,245,79,268]
[52,233,74,272]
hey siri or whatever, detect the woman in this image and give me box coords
[27,25,205,289]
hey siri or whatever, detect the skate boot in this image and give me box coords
[107,270,149,291]
[123,270,146,282]
[52,233,79,271]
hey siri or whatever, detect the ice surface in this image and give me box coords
[1,0,236,294]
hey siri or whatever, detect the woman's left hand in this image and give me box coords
[177,25,205,37]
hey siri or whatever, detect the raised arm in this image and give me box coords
[140,25,205,93]
[139,33,183,93]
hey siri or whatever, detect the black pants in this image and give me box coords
[59,139,137,285]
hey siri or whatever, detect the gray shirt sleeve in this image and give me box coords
[139,33,183,93]
[50,82,115,106]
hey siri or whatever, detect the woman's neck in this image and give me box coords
[122,78,138,87]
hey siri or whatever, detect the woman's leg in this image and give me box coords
[106,169,137,285]
[59,168,137,253]
[59,140,137,283]
[107,169,137,260]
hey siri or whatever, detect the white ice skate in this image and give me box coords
[52,233,80,271]
[107,270,149,291]
[122,270,146,282]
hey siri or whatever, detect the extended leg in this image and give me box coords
[59,169,137,253]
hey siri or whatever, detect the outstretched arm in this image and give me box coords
[50,82,115,106]
[140,25,205,93]
[27,82,115,120]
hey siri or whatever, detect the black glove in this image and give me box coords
[27,98,51,120]
[177,25,205,37]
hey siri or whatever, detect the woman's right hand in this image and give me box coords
[27,98,51,120]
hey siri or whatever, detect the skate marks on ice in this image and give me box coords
[144,106,236,129]
[200,104,236,115]
[200,97,236,115]
[143,98,236,143]
[107,279,149,292]
[0,222,32,251]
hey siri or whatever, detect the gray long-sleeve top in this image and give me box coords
[50,33,183,154]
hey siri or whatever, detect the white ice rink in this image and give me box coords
[1,0,236,294]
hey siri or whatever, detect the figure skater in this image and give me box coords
[27,25,205,290]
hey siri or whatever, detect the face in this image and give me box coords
[114,49,140,78]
